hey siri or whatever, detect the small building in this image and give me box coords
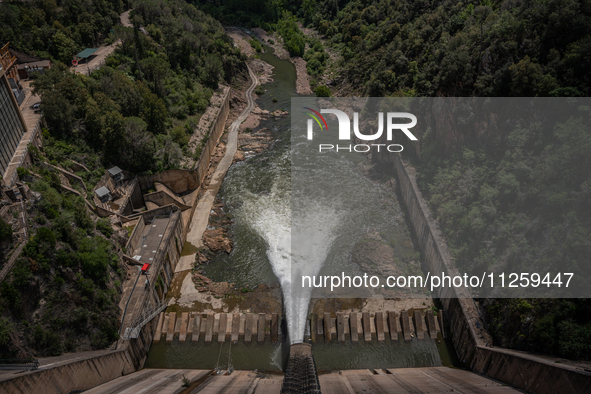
[95,186,112,203]
[108,166,123,181]
[74,48,98,65]
[0,43,25,105]
[17,60,51,79]
[93,167,144,218]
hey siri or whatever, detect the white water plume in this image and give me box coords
[241,176,341,343]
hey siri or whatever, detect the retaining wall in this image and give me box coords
[137,87,231,196]
[0,318,159,394]
[387,153,591,393]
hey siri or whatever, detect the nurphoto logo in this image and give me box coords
[304,107,418,152]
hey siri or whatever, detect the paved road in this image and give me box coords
[176,64,258,273]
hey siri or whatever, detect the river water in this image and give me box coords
[145,44,454,371]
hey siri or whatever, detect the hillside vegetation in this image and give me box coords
[1,161,123,358]
[0,0,124,63]
[0,0,246,358]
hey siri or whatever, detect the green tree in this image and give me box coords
[315,85,331,97]
[51,31,77,63]
[0,218,12,244]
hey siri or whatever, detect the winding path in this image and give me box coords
[175,64,259,273]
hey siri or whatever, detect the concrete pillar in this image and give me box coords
[426,310,438,339]
[388,311,399,341]
[153,312,165,343]
[362,312,372,342]
[337,313,345,342]
[245,314,253,343]
[324,313,331,342]
[413,311,425,340]
[218,314,227,343]
[350,312,358,342]
[257,313,266,343]
[179,312,189,342]
[376,312,385,341]
[166,313,176,343]
[310,314,317,342]
[401,311,411,341]
[232,313,240,343]
[204,313,214,343]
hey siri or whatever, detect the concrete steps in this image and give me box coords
[306,310,445,343]
[153,312,282,344]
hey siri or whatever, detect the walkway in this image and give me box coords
[175,64,258,273]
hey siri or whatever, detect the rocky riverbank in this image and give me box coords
[252,27,313,95]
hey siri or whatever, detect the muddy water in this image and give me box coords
[145,43,455,371]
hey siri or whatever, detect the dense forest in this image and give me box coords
[194,0,591,97]
[303,0,591,96]
[400,99,591,359]
[0,0,125,63]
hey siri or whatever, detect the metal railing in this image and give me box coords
[121,298,167,339]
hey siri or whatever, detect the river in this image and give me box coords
[145,43,454,371]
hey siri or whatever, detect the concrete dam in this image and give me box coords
[3,41,591,394]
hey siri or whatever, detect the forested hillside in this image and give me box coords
[304,0,591,96]
[3,0,245,174]
[405,100,591,359]
[0,0,245,358]
[1,153,123,358]
[0,0,125,63]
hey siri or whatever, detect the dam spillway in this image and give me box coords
[151,310,445,345]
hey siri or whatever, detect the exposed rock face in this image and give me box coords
[351,239,399,277]
[202,227,233,254]
[191,273,234,296]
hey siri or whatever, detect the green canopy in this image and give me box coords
[76,48,98,58]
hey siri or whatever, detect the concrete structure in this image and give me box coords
[93,168,144,217]
[119,205,185,337]
[83,369,284,394]
[175,67,254,273]
[303,311,441,343]
[0,67,27,180]
[318,367,519,393]
[0,43,24,104]
[281,344,320,394]
[17,60,51,79]
[152,312,282,344]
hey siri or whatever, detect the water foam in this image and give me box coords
[241,166,341,343]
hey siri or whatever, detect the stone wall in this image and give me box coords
[387,153,591,393]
